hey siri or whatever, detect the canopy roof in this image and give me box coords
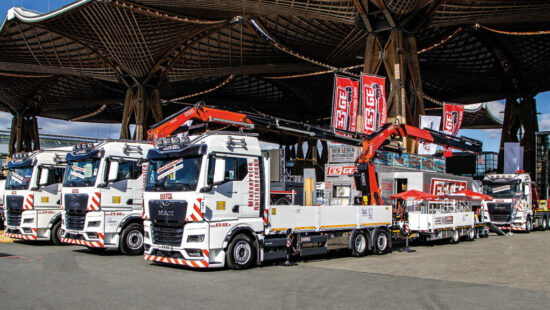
[1,0,548,127]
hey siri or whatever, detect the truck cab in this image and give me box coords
[4,149,70,243]
[483,173,536,232]
[61,141,153,254]
[143,132,266,268]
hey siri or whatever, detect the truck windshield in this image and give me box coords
[63,159,100,187]
[6,167,33,190]
[483,183,521,198]
[146,157,202,192]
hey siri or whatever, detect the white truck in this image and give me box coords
[483,173,550,232]
[60,141,153,254]
[3,149,70,243]
[143,133,393,269]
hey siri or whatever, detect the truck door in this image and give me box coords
[103,160,141,229]
[204,155,259,221]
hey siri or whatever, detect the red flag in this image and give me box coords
[361,74,387,134]
[442,103,464,136]
[331,75,359,136]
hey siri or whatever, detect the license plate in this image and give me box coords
[157,244,172,251]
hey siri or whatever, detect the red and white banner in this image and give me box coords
[326,166,357,176]
[361,73,387,134]
[430,178,467,196]
[331,75,359,136]
[442,104,464,136]
[418,115,441,155]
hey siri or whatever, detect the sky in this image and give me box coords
[1,1,550,150]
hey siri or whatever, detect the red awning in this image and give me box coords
[443,189,493,201]
[389,190,437,201]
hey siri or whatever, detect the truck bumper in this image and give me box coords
[143,221,220,268]
[62,211,107,248]
[4,210,44,241]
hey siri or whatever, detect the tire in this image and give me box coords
[274,197,291,205]
[541,217,548,231]
[226,234,256,269]
[467,228,475,241]
[50,221,63,245]
[475,228,480,239]
[450,229,460,244]
[525,218,532,234]
[351,231,368,257]
[374,229,389,254]
[120,223,144,255]
[546,216,550,231]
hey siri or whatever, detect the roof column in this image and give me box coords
[8,115,40,156]
[120,85,163,141]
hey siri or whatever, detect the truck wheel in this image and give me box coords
[525,218,532,234]
[50,221,63,245]
[542,217,548,231]
[374,229,389,254]
[226,234,256,269]
[450,230,460,244]
[351,231,368,257]
[120,223,144,255]
[475,228,480,239]
[467,228,475,241]
[546,217,550,231]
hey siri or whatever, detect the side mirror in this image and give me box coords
[108,161,119,182]
[39,167,49,186]
[213,157,225,185]
[524,185,530,196]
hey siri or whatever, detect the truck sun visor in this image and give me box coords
[7,158,34,169]
[147,144,207,160]
[65,149,102,162]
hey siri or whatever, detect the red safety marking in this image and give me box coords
[87,192,101,211]
[61,237,104,248]
[144,254,209,268]
[4,232,38,240]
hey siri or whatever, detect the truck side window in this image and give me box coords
[207,157,249,184]
[224,158,248,182]
[42,167,65,186]
[117,161,140,181]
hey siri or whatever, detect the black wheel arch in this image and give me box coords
[117,215,143,233]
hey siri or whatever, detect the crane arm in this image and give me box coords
[147,105,253,141]
[355,122,482,206]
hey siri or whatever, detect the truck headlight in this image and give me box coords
[185,249,202,257]
[187,234,205,243]
[23,218,34,223]
[87,221,101,227]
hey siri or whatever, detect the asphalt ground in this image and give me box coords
[1,230,549,309]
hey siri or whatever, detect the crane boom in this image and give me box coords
[148,104,482,206]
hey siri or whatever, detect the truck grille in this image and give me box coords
[487,202,512,223]
[151,225,184,247]
[64,194,88,230]
[490,214,512,222]
[148,200,187,247]
[5,195,24,226]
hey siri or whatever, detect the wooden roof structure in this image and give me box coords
[1,0,549,139]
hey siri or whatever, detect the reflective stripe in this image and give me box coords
[144,254,209,268]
